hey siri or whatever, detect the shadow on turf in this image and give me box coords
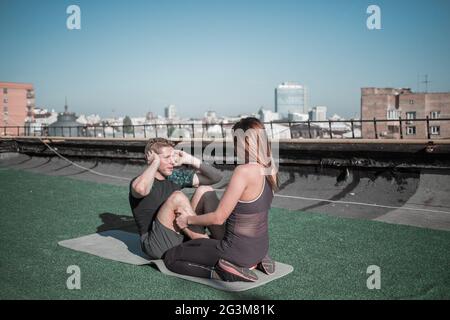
[96,212,138,233]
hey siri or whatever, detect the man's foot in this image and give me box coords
[214,259,258,282]
[257,255,275,275]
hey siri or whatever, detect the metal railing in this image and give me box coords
[1,117,449,140]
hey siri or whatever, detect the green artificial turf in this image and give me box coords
[0,168,449,299]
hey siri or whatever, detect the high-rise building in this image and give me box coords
[361,87,450,139]
[275,82,306,119]
[164,104,177,119]
[309,106,327,121]
[0,82,35,135]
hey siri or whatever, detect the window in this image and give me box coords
[430,126,440,135]
[409,100,414,105]
[388,125,399,133]
[406,112,416,125]
[387,109,400,120]
[406,126,416,135]
[3,97,8,103]
[2,88,7,94]
[406,112,416,120]
[388,126,400,133]
[430,111,440,119]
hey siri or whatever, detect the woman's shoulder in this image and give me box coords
[235,163,263,176]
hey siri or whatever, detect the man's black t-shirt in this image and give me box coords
[128,169,195,237]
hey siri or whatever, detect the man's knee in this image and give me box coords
[167,190,189,205]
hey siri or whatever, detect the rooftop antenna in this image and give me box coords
[421,74,431,93]
[64,96,68,113]
[417,73,420,92]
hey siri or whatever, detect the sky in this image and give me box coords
[1,0,450,119]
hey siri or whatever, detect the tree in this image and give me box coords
[123,116,133,134]
[167,124,176,138]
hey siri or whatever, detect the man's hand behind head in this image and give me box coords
[173,150,200,168]
[145,150,160,166]
[173,150,191,166]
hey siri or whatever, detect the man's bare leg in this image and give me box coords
[155,190,207,239]
[190,186,225,240]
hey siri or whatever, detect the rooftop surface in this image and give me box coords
[1,153,449,299]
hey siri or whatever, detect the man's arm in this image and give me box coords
[131,151,160,198]
[193,162,223,187]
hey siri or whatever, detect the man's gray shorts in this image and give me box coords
[141,218,184,259]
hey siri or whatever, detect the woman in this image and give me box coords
[163,117,278,281]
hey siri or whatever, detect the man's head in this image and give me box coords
[145,138,176,177]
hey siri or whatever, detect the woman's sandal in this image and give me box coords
[257,255,276,275]
[214,259,259,282]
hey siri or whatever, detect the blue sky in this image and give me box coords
[1,0,449,119]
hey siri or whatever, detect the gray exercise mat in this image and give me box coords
[58,230,294,292]
[58,230,151,265]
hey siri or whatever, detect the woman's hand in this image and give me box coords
[175,209,189,230]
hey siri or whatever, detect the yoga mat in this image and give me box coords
[58,230,294,292]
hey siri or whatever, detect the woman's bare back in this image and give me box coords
[237,163,266,202]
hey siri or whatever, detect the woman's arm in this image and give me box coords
[177,166,248,227]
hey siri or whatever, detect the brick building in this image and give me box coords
[361,88,450,139]
[0,82,35,135]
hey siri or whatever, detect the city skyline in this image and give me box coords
[1,0,450,119]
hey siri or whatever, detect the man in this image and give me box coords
[129,138,224,259]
